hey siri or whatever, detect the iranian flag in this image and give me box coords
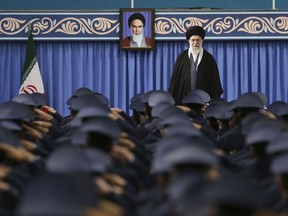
[19,28,44,94]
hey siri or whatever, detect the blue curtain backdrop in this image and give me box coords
[1,40,288,116]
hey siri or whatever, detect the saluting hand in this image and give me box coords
[110,145,135,163]
[0,142,37,163]
[34,108,53,121]
[22,123,43,140]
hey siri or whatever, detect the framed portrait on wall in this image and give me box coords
[120,8,155,51]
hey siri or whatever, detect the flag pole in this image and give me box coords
[272,0,276,9]
[28,22,32,32]
[131,0,134,8]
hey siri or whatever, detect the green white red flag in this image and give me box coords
[19,28,44,94]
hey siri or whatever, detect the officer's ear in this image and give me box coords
[276,175,288,198]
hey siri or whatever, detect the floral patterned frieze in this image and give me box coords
[0,13,120,39]
[155,13,288,39]
[0,11,287,40]
[1,17,118,35]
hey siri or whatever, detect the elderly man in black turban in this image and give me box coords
[122,12,152,48]
[168,26,223,104]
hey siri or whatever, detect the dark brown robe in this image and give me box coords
[122,36,152,48]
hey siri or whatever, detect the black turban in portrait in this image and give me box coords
[128,13,146,28]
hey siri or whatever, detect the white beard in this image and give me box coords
[190,45,202,55]
[132,33,143,47]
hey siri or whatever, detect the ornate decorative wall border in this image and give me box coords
[0,11,288,40]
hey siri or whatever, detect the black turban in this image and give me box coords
[186,26,205,40]
[128,13,146,28]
